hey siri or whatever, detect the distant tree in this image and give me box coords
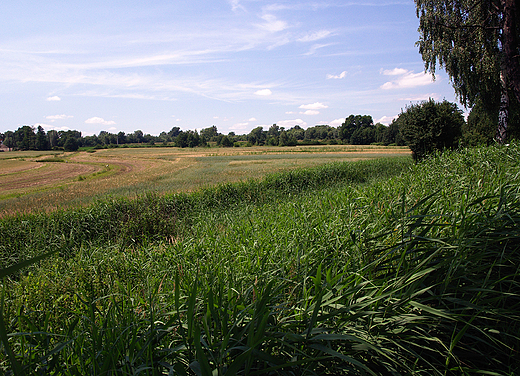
[382,120,405,146]
[248,126,266,145]
[267,124,280,138]
[267,136,278,146]
[278,131,297,146]
[338,115,374,144]
[133,130,144,143]
[396,99,464,161]
[220,135,233,147]
[35,125,49,150]
[287,125,305,140]
[3,131,14,151]
[47,130,59,149]
[373,123,387,144]
[14,126,36,150]
[63,137,79,152]
[200,125,219,142]
[175,130,200,148]
[117,131,127,144]
[168,127,181,140]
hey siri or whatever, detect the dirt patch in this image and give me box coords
[0,160,45,176]
[0,162,98,192]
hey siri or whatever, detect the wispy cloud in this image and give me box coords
[256,14,288,33]
[400,93,440,102]
[298,30,333,42]
[229,0,245,12]
[46,96,61,101]
[303,43,333,56]
[45,114,73,122]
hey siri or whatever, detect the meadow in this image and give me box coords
[0,143,519,375]
[0,144,409,216]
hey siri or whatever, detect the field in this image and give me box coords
[1,144,519,375]
[0,145,409,215]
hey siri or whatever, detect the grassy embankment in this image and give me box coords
[0,144,519,375]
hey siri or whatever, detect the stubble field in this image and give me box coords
[0,144,409,215]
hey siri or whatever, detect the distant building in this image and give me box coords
[0,142,10,152]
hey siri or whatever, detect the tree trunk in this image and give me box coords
[497,70,509,144]
[502,0,520,103]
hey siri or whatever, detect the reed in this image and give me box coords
[1,144,519,375]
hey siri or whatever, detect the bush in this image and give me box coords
[396,99,464,161]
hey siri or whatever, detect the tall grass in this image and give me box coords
[1,145,519,374]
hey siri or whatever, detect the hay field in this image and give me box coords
[0,145,409,215]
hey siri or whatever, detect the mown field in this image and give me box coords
[0,143,519,375]
[0,145,409,216]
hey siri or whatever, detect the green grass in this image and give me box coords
[0,145,519,375]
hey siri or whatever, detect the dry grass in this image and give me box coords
[0,145,410,215]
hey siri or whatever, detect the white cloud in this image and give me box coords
[328,118,345,127]
[300,110,320,115]
[380,69,435,90]
[46,96,61,101]
[255,89,272,96]
[299,102,328,110]
[382,68,408,76]
[276,119,307,128]
[375,115,396,125]
[85,117,116,125]
[285,111,297,115]
[326,71,347,79]
[248,117,257,121]
[38,124,71,132]
[45,114,73,121]
[230,122,250,133]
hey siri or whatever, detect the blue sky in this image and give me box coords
[0,0,459,136]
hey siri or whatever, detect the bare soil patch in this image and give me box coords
[1,162,98,192]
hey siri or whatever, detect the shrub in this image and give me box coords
[396,98,464,161]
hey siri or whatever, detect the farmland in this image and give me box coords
[0,144,409,215]
[1,143,519,375]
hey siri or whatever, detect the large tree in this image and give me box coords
[415,0,520,143]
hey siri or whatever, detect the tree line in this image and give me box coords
[0,116,395,152]
[1,98,518,156]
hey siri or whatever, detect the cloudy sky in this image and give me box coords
[0,0,459,136]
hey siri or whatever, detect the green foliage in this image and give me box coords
[338,115,375,144]
[1,144,520,374]
[396,99,464,161]
[63,137,78,152]
[415,0,520,142]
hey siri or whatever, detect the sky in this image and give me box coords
[0,0,461,136]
